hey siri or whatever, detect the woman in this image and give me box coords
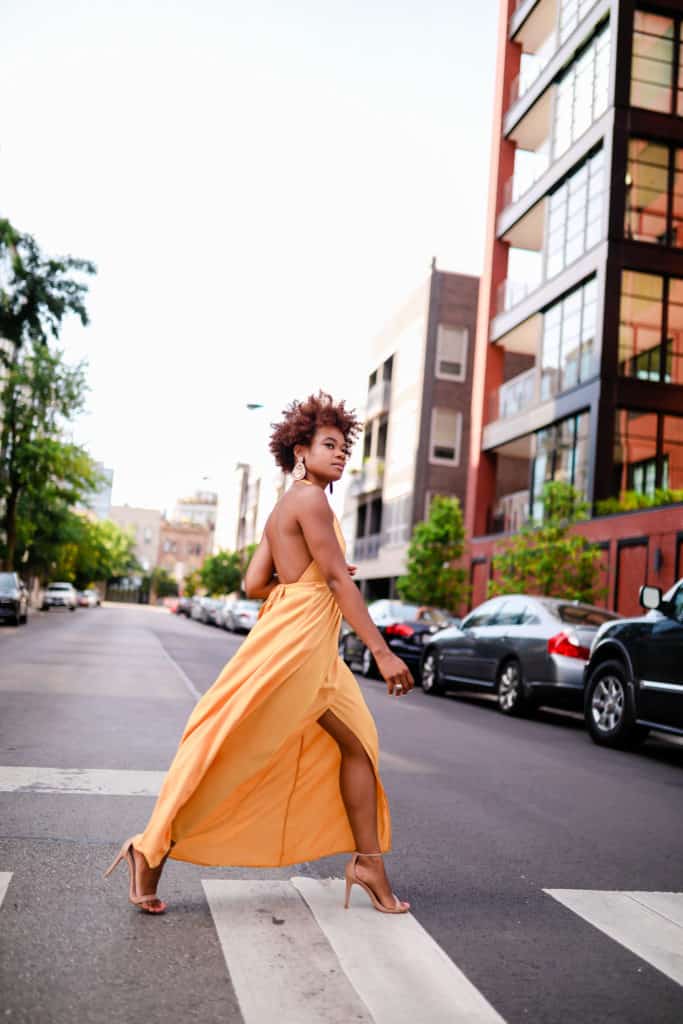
[105,391,414,915]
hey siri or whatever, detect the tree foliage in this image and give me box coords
[489,480,605,603]
[0,218,96,571]
[200,550,243,596]
[396,496,468,612]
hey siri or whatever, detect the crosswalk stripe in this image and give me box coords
[0,873,12,908]
[0,766,165,795]
[292,876,507,1024]
[202,880,373,1024]
[545,890,683,987]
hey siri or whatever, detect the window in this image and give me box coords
[546,150,604,280]
[383,494,412,545]
[382,355,394,382]
[614,409,683,496]
[377,416,388,458]
[494,597,530,626]
[626,139,683,246]
[553,23,611,159]
[430,408,463,465]
[619,271,683,385]
[531,412,590,520]
[368,370,377,391]
[540,278,597,400]
[363,425,372,459]
[463,599,503,629]
[143,527,152,544]
[436,325,468,381]
[630,10,683,116]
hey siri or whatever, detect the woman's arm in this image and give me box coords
[244,533,278,600]
[295,487,413,695]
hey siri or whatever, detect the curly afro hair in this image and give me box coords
[269,391,362,473]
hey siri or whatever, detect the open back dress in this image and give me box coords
[133,495,392,869]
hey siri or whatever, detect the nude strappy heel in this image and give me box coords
[103,837,167,914]
[343,852,410,914]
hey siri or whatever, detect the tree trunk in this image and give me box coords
[2,486,18,570]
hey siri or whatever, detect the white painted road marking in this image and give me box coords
[0,873,11,908]
[546,890,683,987]
[0,766,165,796]
[202,879,373,1024]
[293,876,507,1024]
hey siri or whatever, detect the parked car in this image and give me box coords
[340,600,453,679]
[190,596,214,624]
[215,597,238,629]
[583,578,683,748]
[206,597,226,627]
[419,594,621,715]
[224,599,262,632]
[0,571,29,626]
[175,596,193,617]
[42,582,78,611]
[77,588,101,607]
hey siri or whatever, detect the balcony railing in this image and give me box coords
[366,380,391,419]
[489,367,537,422]
[508,33,557,107]
[496,277,541,315]
[353,533,382,561]
[348,456,385,497]
[494,490,531,534]
[502,148,550,208]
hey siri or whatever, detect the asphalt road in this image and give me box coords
[0,603,681,1024]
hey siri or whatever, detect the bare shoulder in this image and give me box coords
[287,483,333,521]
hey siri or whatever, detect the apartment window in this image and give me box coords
[143,527,152,544]
[546,149,604,279]
[553,23,610,159]
[619,271,683,385]
[612,409,672,496]
[382,355,394,382]
[363,424,372,459]
[368,370,378,391]
[376,416,388,459]
[541,278,597,400]
[630,10,683,116]
[559,0,600,45]
[625,139,683,247]
[430,408,462,465]
[531,412,589,520]
[383,494,412,545]
[435,325,468,381]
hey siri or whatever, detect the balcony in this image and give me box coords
[509,30,557,108]
[493,489,531,533]
[348,456,385,497]
[489,367,537,421]
[353,533,382,561]
[366,380,391,419]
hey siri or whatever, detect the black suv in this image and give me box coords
[583,578,683,747]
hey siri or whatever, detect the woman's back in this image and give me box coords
[265,484,317,584]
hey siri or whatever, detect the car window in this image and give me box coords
[462,599,503,628]
[388,602,420,619]
[48,583,72,591]
[493,597,529,626]
[0,574,17,593]
[554,604,619,626]
[369,601,390,622]
[671,584,683,624]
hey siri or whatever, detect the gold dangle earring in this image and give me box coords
[292,455,306,481]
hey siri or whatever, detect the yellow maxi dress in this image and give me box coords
[134,513,392,869]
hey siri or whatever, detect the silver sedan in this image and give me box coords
[420,594,620,715]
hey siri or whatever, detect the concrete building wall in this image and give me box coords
[109,505,162,573]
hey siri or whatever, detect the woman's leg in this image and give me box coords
[317,709,409,910]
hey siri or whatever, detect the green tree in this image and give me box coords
[200,550,243,596]
[0,219,95,570]
[396,496,468,612]
[183,569,201,597]
[146,566,179,600]
[489,480,605,602]
[0,345,95,569]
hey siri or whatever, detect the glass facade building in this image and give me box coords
[467,0,683,543]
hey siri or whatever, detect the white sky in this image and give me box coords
[1,0,498,518]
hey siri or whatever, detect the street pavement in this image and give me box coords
[0,603,681,1024]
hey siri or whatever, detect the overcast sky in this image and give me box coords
[1,0,499,516]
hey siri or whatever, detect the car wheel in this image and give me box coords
[584,660,649,748]
[361,646,377,678]
[69,605,76,612]
[421,650,443,696]
[497,659,527,715]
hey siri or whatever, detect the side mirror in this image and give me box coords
[639,584,662,611]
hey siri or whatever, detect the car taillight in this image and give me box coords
[548,630,590,660]
[385,623,414,638]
